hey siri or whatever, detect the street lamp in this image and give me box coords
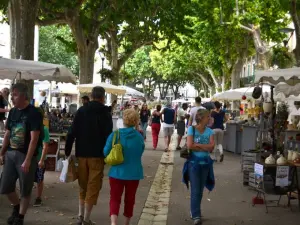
[98,50,105,81]
[98,51,105,70]
[279,27,295,47]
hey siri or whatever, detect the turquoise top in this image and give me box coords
[187,126,214,164]
[37,126,50,161]
[104,127,145,180]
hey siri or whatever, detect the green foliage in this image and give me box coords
[271,46,296,69]
[39,25,79,77]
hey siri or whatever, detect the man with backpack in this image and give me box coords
[0,83,44,225]
[65,86,113,225]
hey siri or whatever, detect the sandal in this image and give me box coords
[164,148,168,152]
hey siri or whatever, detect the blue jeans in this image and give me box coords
[141,122,148,139]
[188,162,209,220]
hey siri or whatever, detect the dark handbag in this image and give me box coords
[180,126,195,159]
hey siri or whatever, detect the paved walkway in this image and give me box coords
[0,129,300,225]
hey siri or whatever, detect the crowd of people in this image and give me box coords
[0,83,228,225]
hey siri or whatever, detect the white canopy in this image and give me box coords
[119,85,144,97]
[213,85,270,101]
[255,67,300,86]
[172,99,188,103]
[0,57,76,84]
[53,83,78,95]
[77,83,126,95]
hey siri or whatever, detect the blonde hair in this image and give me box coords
[123,108,139,127]
[195,108,210,124]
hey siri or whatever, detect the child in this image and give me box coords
[33,109,50,207]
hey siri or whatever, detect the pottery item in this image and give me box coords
[288,150,293,161]
[293,158,300,164]
[265,154,276,165]
[292,151,300,161]
[277,155,287,165]
[263,102,273,113]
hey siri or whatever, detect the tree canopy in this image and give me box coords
[39,25,79,77]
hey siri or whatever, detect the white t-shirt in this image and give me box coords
[177,108,186,121]
[189,105,205,126]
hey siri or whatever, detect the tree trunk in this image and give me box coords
[77,44,97,84]
[206,67,220,93]
[221,72,225,92]
[66,9,98,84]
[8,0,40,100]
[291,0,300,66]
[231,59,243,89]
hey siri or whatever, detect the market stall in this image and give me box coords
[119,85,144,98]
[240,67,300,211]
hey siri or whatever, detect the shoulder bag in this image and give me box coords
[104,130,124,166]
[180,126,195,159]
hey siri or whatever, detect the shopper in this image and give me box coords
[0,83,44,225]
[151,105,162,150]
[81,96,90,106]
[161,103,176,152]
[65,86,113,225]
[211,101,227,162]
[104,108,144,225]
[176,103,188,150]
[0,88,10,132]
[188,97,205,126]
[140,104,151,140]
[33,109,50,207]
[185,108,215,225]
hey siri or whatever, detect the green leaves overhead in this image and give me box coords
[39,25,79,77]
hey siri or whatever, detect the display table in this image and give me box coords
[252,162,300,212]
[226,123,242,154]
[241,125,258,153]
[47,133,67,172]
[112,116,119,131]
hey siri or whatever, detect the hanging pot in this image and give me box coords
[252,86,262,99]
[294,101,300,110]
[263,102,273,113]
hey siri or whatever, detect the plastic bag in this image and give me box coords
[59,156,78,183]
[56,158,64,172]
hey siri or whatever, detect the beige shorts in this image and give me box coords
[78,157,104,205]
[163,127,174,137]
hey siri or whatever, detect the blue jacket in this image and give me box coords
[182,156,215,192]
[104,127,145,180]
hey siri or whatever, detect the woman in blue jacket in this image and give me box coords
[104,108,145,225]
[186,108,215,225]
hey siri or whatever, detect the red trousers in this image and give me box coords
[109,177,139,218]
[151,123,161,148]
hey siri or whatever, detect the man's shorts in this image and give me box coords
[163,127,174,137]
[177,120,186,136]
[35,167,46,183]
[0,151,37,197]
[78,157,104,205]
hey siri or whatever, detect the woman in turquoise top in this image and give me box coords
[104,108,144,225]
[187,109,215,225]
